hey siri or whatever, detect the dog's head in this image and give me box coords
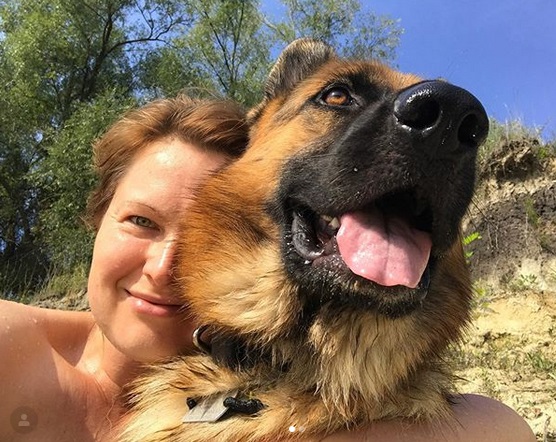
[178,39,488,357]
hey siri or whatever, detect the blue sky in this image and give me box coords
[264,1,556,140]
[371,0,556,140]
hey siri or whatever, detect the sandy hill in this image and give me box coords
[460,136,556,441]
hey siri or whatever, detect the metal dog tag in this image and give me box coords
[182,390,238,423]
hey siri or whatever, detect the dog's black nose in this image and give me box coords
[394,80,489,152]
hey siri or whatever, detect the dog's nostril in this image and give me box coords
[458,112,487,146]
[394,80,489,152]
[398,98,441,131]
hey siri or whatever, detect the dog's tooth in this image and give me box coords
[328,217,340,230]
[319,215,340,231]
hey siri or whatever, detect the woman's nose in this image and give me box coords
[144,239,176,286]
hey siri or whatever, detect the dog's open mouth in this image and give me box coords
[291,189,435,289]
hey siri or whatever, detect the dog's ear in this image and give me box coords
[265,38,336,99]
[248,38,336,122]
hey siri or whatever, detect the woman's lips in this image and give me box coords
[127,291,182,317]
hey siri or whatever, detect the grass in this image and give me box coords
[463,231,482,264]
[523,196,541,229]
[509,274,540,292]
[477,118,555,179]
[31,263,89,304]
[526,350,556,375]
[453,329,556,380]
[470,281,494,317]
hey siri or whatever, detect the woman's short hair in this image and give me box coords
[85,95,248,229]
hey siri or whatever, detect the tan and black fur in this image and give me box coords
[118,39,489,441]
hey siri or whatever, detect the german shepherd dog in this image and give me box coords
[119,39,489,441]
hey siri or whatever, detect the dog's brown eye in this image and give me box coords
[322,87,353,106]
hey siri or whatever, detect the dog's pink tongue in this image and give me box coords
[336,209,432,288]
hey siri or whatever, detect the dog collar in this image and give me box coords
[182,391,265,423]
[187,325,266,421]
[192,325,250,368]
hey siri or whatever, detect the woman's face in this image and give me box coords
[88,137,229,362]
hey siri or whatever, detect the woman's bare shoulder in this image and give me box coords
[0,300,94,364]
[318,394,535,442]
[0,299,92,331]
[0,300,95,437]
[0,299,48,338]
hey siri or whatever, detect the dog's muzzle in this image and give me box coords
[281,78,488,317]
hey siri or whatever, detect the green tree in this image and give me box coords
[140,0,271,105]
[32,92,136,272]
[268,0,402,61]
[0,0,190,297]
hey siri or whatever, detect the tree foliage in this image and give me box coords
[269,0,401,60]
[0,0,401,299]
[32,91,136,271]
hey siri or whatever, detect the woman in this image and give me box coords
[0,95,535,442]
[0,96,247,441]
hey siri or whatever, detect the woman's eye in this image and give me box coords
[321,87,353,106]
[129,215,156,229]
